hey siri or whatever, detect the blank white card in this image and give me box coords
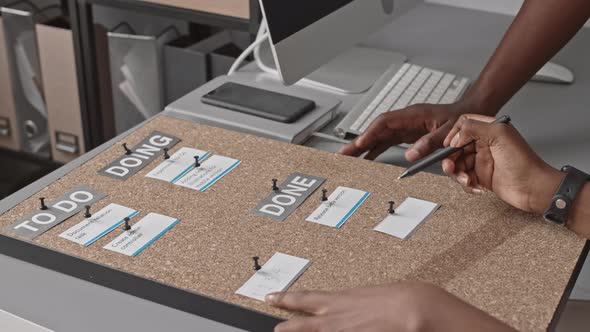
[374,197,440,240]
[236,252,311,301]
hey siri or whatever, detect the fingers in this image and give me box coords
[266,291,330,315]
[444,114,496,147]
[465,170,484,195]
[339,108,420,157]
[406,131,437,162]
[364,142,391,160]
[441,114,508,194]
[343,114,393,157]
[455,153,476,174]
[443,153,482,194]
[406,120,454,162]
[442,158,456,175]
[448,169,482,194]
[338,139,365,157]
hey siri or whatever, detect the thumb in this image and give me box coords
[406,121,453,162]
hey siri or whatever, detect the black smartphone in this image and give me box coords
[201,83,316,123]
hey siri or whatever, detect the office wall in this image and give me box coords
[427,0,590,302]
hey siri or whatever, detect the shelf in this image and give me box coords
[86,0,252,30]
[140,0,250,19]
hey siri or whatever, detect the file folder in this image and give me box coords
[0,16,21,151]
[163,35,209,104]
[108,25,178,134]
[94,23,116,139]
[1,7,50,158]
[191,30,250,79]
[36,17,85,163]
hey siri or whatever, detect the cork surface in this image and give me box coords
[0,115,585,331]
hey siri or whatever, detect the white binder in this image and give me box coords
[0,16,21,151]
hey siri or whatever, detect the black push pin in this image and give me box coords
[194,155,200,168]
[84,205,92,218]
[163,147,170,160]
[39,197,48,210]
[122,143,132,155]
[123,217,131,231]
[253,256,262,271]
[388,201,396,214]
[321,189,328,202]
[272,179,279,192]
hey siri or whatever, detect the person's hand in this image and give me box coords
[339,101,475,162]
[442,114,563,213]
[266,281,516,332]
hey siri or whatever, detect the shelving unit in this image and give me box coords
[0,0,260,198]
[69,0,260,149]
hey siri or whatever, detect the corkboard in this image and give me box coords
[0,115,586,332]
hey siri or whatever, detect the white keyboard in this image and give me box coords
[335,63,470,138]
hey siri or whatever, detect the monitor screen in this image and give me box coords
[261,0,355,43]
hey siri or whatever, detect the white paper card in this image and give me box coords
[236,252,311,301]
[103,213,180,257]
[306,187,370,228]
[145,147,210,183]
[59,203,139,246]
[175,155,241,192]
[374,197,440,240]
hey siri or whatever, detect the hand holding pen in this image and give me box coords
[398,115,512,179]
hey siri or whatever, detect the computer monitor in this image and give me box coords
[258,0,416,87]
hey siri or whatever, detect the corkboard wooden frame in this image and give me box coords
[0,115,588,332]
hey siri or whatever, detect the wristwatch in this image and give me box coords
[543,166,590,226]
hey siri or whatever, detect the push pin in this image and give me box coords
[194,155,200,168]
[123,217,131,231]
[163,147,170,160]
[39,197,48,210]
[272,179,279,192]
[84,205,92,218]
[253,256,262,271]
[388,201,395,214]
[122,143,132,155]
[321,189,328,202]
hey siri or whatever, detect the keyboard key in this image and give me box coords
[359,65,421,131]
[410,71,443,104]
[440,77,469,104]
[350,63,410,131]
[391,69,431,110]
[425,73,455,104]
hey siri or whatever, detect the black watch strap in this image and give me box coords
[543,165,590,226]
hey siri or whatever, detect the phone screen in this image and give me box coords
[201,83,316,123]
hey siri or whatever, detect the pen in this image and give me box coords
[398,115,512,180]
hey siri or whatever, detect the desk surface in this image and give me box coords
[1,3,590,332]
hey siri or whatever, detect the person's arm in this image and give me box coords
[466,0,590,115]
[340,0,590,162]
[443,115,590,239]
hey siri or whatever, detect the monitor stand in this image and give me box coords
[255,42,407,95]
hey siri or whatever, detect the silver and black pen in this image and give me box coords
[398,115,512,180]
